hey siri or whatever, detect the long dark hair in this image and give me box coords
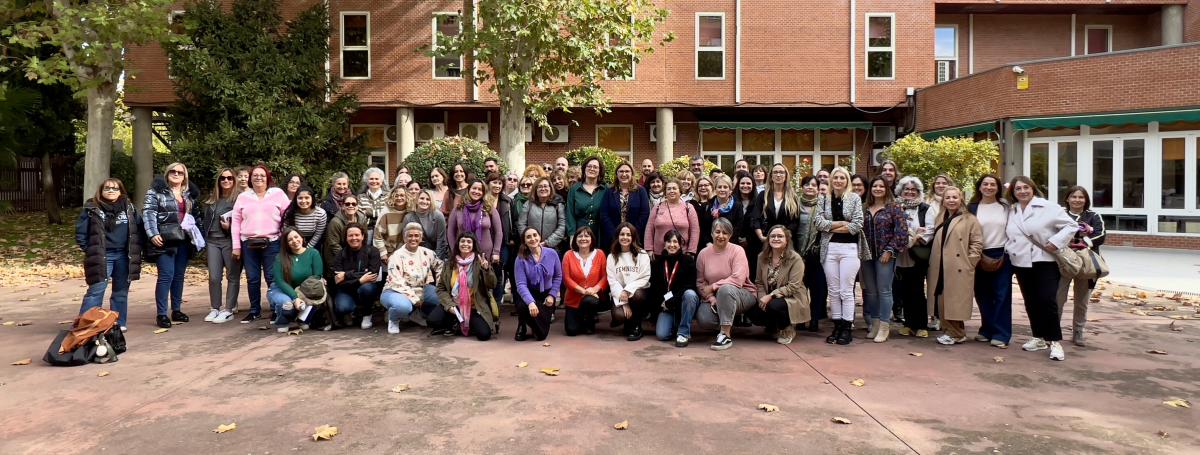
[642,171,664,194]
[735,174,756,202]
[609,222,644,257]
[864,176,894,206]
[278,228,303,280]
[518,226,543,259]
[283,186,318,228]
[581,156,607,186]
[1062,185,1091,211]
[968,174,1003,205]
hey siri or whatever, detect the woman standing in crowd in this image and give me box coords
[1006,176,1077,361]
[405,180,422,199]
[77,178,141,331]
[428,167,452,215]
[676,171,696,202]
[605,222,652,341]
[690,176,716,249]
[551,170,570,201]
[651,230,699,346]
[968,175,1012,348]
[643,172,665,207]
[860,177,909,343]
[565,157,607,244]
[644,179,700,257]
[894,176,933,338]
[201,168,240,324]
[283,186,327,250]
[144,162,198,329]
[751,164,802,277]
[444,163,471,217]
[485,172,515,309]
[232,164,291,324]
[514,227,563,341]
[268,228,323,332]
[357,167,389,239]
[752,165,769,194]
[432,231,496,340]
[394,172,413,193]
[562,226,609,336]
[734,174,759,258]
[928,187,982,346]
[403,190,449,259]
[755,225,809,345]
[447,180,504,268]
[373,186,411,263]
[519,177,567,252]
[330,223,381,330]
[599,162,651,250]
[324,194,363,274]
[380,222,443,333]
[879,161,900,195]
[795,175,826,332]
[321,172,353,222]
[281,174,304,201]
[850,174,867,199]
[234,166,251,194]
[696,218,758,350]
[928,174,955,215]
[1057,186,1105,346]
[815,167,866,345]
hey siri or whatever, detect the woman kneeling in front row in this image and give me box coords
[514,227,563,341]
[755,225,810,345]
[269,228,324,332]
[432,232,497,340]
[651,230,699,346]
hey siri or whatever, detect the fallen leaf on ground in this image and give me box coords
[757,403,780,412]
[613,420,629,430]
[1147,349,1168,355]
[539,368,560,376]
[1137,291,1149,299]
[1087,319,1101,322]
[287,329,303,335]
[1162,398,1191,408]
[391,384,409,393]
[153,328,168,334]
[11,358,31,365]
[312,424,338,441]
[1,321,14,326]
[849,378,865,387]
[831,417,852,424]
[171,321,184,325]
[993,356,1005,363]
[909,352,923,357]
[1089,298,1100,303]
[1152,306,1168,311]
[16,321,31,326]
[1091,291,1101,298]
[97,371,110,377]
[1157,430,1169,438]
[542,342,551,347]
[212,422,236,433]
[1131,310,1149,316]
[516,361,528,368]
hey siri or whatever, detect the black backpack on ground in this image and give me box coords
[43,328,126,367]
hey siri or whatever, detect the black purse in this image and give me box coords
[157,223,186,243]
[244,237,270,250]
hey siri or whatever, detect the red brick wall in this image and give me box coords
[1187,1,1200,42]
[1108,233,1200,250]
[914,43,1200,132]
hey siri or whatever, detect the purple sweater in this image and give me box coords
[514,247,562,305]
[447,205,504,259]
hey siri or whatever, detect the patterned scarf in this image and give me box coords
[712,197,735,218]
[461,199,485,238]
[900,195,922,210]
[455,253,476,336]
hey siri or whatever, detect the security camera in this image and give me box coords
[1012,66,1025,74]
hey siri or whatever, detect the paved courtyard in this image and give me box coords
[1,269,1198,454]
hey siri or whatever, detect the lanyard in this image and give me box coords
[664,260,680,288]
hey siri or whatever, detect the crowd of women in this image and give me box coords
[75,155,1104,360]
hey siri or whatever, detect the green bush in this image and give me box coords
[657,155,716,180]
[401,136,503,185]
[884,134,999,198]
[566,146,625,183]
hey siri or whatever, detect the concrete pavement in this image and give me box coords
[1102,246,1200,295]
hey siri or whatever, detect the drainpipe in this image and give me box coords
[735,0,742,104]
[1070,14,1076,57]
[849,0,856,104]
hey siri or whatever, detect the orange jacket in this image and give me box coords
[562,249,609,309]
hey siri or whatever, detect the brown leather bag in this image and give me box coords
[60,307,119,353]
[978,255,1004,272]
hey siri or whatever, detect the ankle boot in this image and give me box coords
[825,320,841,344]
[836,319,853,345]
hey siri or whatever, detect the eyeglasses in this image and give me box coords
[168,170,185,176]
[102,186,121,192]
[252,175,266,179]
[507,177,519,182]
[344,203,358,207]
[219,176,234,181]
[521,183,533,188]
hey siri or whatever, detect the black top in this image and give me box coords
[830,196,858,244]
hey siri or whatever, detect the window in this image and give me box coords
[1093,140,1114,208]
[821,129,854,151]
[341,12,370,79]
[742,130,775,152]
[781,130,815,151]
[701,129,736,152]
[1162,138,1186,209]
[1123,139,1145,208]
[866,14,895,79]
[596,125,633,160]
[1056,142,1077,203]
[696,14,725,79]
[1085,25,1112,55]
[1030,143,1050,196]
[432,13,463,79]
[698,128,856,177]
[934,25,957,83]
[352,125,389,174]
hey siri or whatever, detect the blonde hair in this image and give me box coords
[935,186,968,223]
[762,163,799,217]
[829,166,853,198]
[163,162,190,190]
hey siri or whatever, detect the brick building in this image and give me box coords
[126,0,1200,248]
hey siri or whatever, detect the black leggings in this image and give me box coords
[750,297,790,331]
[609,289,650,335]
[803,252,827,323]
[565,295,612,336]
[1014,262,1062,342]
[516,289,555,341]
[428,306,493,341]
[896,263,928,330]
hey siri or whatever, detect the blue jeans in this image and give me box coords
[154,245,190,316]
[268,286,303,327]
[241,239,280,315]
[655,289,700,340]
[334,282,382,317]
[861,257,897,322]
[380,284,439,322]
[974,248,1013,343]
[80,250,130,327]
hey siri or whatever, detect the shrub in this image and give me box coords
[884,134,999,198]
[657,155,716,180]
[401,136,504,185]
[566,146,625,183]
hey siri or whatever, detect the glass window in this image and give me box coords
[1162,138,1186,209]
[781,130,815,151]
[1158,216,1200,234]
[701,129,735,152]
[433,14,463,78]
[1092,140,1114,208]
[597,125,633,155]
[1029,143,1049,197]
[1123,139,1145,208]
[866,15,894,79]
[343,14,368,47]
[341,13,370,78]
[1057,142,1077,201]
[820,154,852,172]
[742,130,775,152]
[1086,26,1111,54]
[821,129,853,151]
[1102,214,1147,232]
[696,15,724,79]
[934,26,957,83]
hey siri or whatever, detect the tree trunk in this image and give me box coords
[42,150,61,224]
[83,86,116,205]
[499,93,527,174]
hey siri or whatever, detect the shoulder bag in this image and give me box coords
[1014,217,1082,279]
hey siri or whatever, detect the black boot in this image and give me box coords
[836,319,853,345]
[807,319,820,332]
[514,323,529,341]
[626,324,644,341]
[171,310,189,323]
[825,320,841,344]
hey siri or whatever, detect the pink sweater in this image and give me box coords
[231,187,291,249]
[643,200,700,254]
[696,243,756,303]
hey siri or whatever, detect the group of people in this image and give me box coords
[75,154,1103,360]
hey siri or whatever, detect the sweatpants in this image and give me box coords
[205,237,241,311]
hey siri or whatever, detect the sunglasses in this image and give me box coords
[102,186,121,192]
[219,176,234,181]
[168,170,185,176]
[344,203,358,207]
[521,183,533,187]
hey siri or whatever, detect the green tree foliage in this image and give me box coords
[566,146,624,183]
[884,134,999,198]
[658,155,716,180]
[166,0,363,196]
[400,136,502,186]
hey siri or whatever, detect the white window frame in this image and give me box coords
[596,124,634,161]
[352,124,390,175]
[431,12,464,80]
[695,12,726,80]
[340,12,371,80]
[865,13,896,80]
[1084,25,1113,55]
[699,128,857,174]
[934,24,958,83]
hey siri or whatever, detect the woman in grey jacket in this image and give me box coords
[403,189,450,260]
[518,177,567,250]
[813,166,869,345]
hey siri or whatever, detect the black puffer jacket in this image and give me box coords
[75,199,143,285]
[142,175,199,257]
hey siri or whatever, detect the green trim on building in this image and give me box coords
[919,121,998,140]
[1012,108,1200,130]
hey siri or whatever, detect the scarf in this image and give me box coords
[98,197,128,231]
[712,197,734,218]
[648,192,663,207]
[455,254,476,336]
[461,199,485,238]
[900,196,922,210]
[330,188,350,210]
[523,249,552,293]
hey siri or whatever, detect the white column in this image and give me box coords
[397,107,415,161]
[655,107,675,164]
[131,107,153,205]
[1162,5,1184,46]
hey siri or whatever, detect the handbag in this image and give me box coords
[1074,238,1109,279]
[978,254,1004,272]
[244,237,270,250]
[158,223,186,243]
[1013,217,1081,279]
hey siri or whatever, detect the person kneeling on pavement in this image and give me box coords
[330,223,382,330]
[268,228,324,332]
[432,232,498,340]
[379,223,443,334]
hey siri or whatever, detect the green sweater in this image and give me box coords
[565,182,607,236]
[273,248,324,299]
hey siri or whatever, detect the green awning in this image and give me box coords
[1012,108,1200,130]
[919,121,997,140]
[698,122,873,131]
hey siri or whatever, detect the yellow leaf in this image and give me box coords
[516,361,528,368]
[993,356,1005,363]
[1137,291,1149,299]
[391,384,410,393]
[540,368,560,376]
[11,358,31,365]
[849,378,865,387]
[312,424,338,441]
[288,328,303,335]
[613,420,629,430]
[909,352,923,357]
[1162,398,1191,409]
[212,422,237,433]
[542,342,551,347]
[757,403,779,413]
[153,328,168,334]
[1147,349,1168,355]
[831,417,852,424]
[1,321,14,326]
[97,371,110,377]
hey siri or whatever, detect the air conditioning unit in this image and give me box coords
[525,123,533,143]
[459,123,490,143]
[649,124,677,143]
[384,125,397,143]
[936,60,952,84]
[872,125,896,143]
[415,123,445,143]
[871,147,888,166]
[541,124,569,143]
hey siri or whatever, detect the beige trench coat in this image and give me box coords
[755,249,811,324]
[927,212,983,321]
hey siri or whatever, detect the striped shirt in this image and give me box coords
[288,207,328,249]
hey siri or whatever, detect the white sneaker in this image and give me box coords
[361,317,373,330]
[300,324,310,331]
[212,310,234,323]
[120,326,128,333]
[387,320,400,334]
[204,309,220,322]
[936,334,958,345]
[1049,342,1065,361]
[1022,338,1048,352]
[930,318,941,331]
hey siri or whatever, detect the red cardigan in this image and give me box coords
[562,249,609,309]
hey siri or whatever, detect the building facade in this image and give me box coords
[125,0,1200,248]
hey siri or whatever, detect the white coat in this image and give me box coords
[1004,197,1078,268]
